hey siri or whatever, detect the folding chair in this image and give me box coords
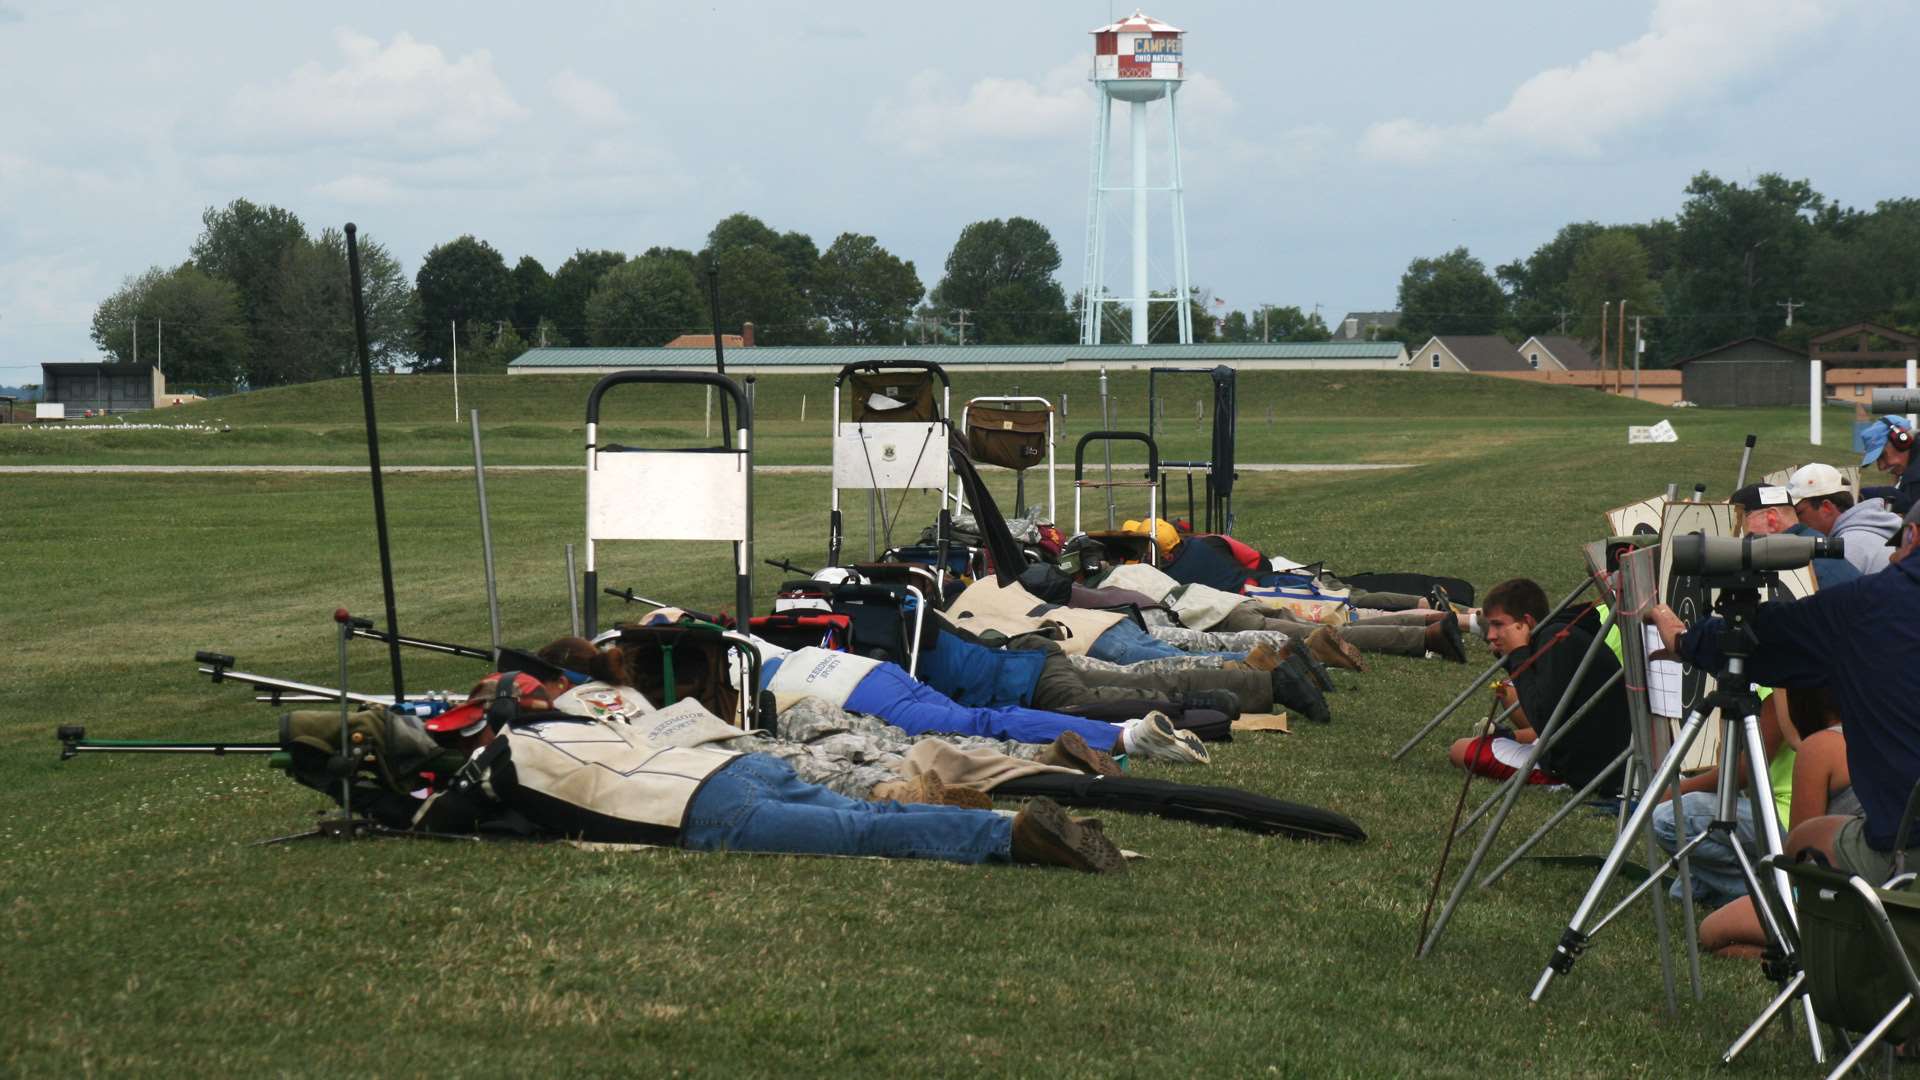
[962,396,1056,522]
[596,621,769,731]
[579,371,753,639]
[1072,430,1161,566]
[829,361,954,568]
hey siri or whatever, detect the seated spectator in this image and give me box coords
[1447,578,1632,794]
[1696,689,1855,958]
[1786,463,1900,576]
[1647,689,1791,907]
[1730,483,1859,588]
[1859,415,1919,515]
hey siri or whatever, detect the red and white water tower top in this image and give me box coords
[1091,10,1184,102]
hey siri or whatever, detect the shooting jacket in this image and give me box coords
[944,578,1125,656]
[483,698,746,845]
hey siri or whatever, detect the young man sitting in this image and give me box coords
[1446,578,1631,793]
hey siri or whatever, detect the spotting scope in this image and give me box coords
[1668,534,1842,576]
[1870,388,1920,413]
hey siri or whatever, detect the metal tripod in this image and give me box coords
[1529,585,1825,1064]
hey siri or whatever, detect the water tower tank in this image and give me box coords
[1091,10,1183,103]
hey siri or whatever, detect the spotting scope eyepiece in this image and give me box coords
[1669,534,1842,576]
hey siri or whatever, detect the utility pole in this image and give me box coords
[1617,299,1628,395]
[1261,304,1271,343]
[1632,315,1644,401]
[1555,308,1571,334]
[451,320,459,422]
[1777,298,1804,327]
[157,318,163,375]
[1598,301,1610,393]
[132,318,138,367]
[950,308,971,347]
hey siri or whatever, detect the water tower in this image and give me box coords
[1080,10,1192,346]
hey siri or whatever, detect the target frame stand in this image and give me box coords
[1072,430,1161,566]
[580,371,754,639]
[827,360,954,568]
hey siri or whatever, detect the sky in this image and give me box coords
[2,0,1914,377]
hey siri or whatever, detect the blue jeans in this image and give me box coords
[844,661,1125,748]
[1090,621,1239,665]
[682,754,1014,864]
[1650,790,1759,905]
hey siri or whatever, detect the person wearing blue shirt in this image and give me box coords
[1650,500,1920,883]
[1860,415,1920,515]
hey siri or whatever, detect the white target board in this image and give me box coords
[589,450,748,542]
[832,423,948,490]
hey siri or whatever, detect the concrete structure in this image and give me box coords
[509,341,1411,376]
[1671,338,1806,406]
[1481,368,1685,406]
[39,363,165,415]
[1081,10,1191,346]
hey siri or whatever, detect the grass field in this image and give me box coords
[1,371,1862,1076]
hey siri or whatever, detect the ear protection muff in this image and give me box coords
[1888,425,1914,454]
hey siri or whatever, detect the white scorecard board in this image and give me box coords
[589,450,747,542]
[833,422,948,490]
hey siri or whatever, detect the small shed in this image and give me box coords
[40,363,165,415]
[1671,338,1804,406]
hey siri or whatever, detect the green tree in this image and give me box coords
[584,254,705,346]
[550,249,628,346]
[90,264,249,388]
[414,235,513,369]
[509,255,553,336]
[189,198,307,352]
[453,319,528,374]
[1565,229,1664,351]
[249,228,414,386]
[1497,221,1607,338]
[931,217,1072,344]
[815,232,924,344]
[1397,247,1508,340]
[1145,289,1221,343]
[1662,171,1824,358]
[705,243,817,344]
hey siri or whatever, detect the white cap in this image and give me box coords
[1786,463,1850,503]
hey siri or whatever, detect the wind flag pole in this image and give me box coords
[345,223,406,703]
[708,268,732,440]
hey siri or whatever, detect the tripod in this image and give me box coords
[1528,576,1825,1063]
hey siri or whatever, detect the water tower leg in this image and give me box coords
[1130,99,1150,346]
[1167,83,1193,344]
[1082,94,1112,346]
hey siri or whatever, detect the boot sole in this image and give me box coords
[1022,797,1127,873]
[1051,730,1122,777]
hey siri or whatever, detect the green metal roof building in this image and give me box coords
[508,341,1411,375]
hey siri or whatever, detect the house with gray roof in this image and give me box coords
[1409,335,1528,373]
[1516,335,1600,372]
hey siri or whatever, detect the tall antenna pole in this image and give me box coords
[1777,298,1803,327]
[345,223,406,703]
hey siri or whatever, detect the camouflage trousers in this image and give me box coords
[732,696,1046,799]
[1148,624,1293,655]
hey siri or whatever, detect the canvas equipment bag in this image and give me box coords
[966,404,1050,471]
[850,371,939,422]
[609,623,743,726]
[279,706,469,827]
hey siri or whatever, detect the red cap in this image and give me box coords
[424,672,551,734]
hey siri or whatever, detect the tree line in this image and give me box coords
[1393,171,1920,363]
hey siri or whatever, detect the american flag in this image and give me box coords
[1212,297,1226,307]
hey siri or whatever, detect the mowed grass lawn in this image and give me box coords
[1,372,1860,1076]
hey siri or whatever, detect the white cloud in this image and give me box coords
[312,173,404,204]
[0,253,102,341]
[549,70,626,125]
[1361,0,1837,162]
[228,30,526,151]
[869,58,1093,155]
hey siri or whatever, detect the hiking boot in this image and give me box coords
[1234,642,1284,672]
[1270,662,1332,724]
[1179,689,1241,723]
[1306,625,1367,673]
[1277,642,1334,693]
[1122,711,1211,765]
[1036,730,1122,777]
[1425,612,1468,664]
[1010,797,1127,873]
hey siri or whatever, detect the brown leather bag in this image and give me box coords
[966,405,1050,471]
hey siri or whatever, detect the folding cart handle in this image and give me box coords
[832,360,952,389]
[1073,431,1160,483]
[585,371,750,438]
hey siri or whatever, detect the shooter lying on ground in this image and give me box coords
[415,655,1130,873]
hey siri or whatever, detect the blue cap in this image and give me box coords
[1862,415,1913,468]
